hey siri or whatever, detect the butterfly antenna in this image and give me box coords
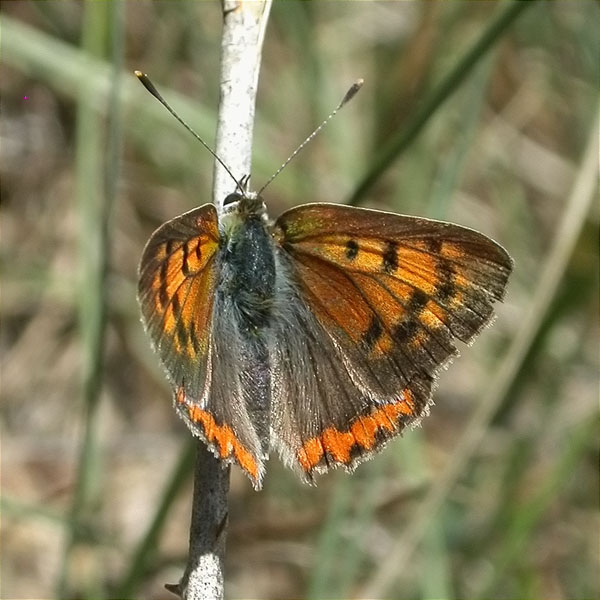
[134,71,245,194]
[257,78,364,196]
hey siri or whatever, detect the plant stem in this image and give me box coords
[167,2,272,599]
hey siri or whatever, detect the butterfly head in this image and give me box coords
[220,189,269,236]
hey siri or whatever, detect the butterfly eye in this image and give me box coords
[224,192,242,206]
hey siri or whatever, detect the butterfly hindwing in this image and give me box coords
[270,203,512,479]
[268,262,432,481]
[138,203,266,487]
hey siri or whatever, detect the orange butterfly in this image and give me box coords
[136,74,513,489]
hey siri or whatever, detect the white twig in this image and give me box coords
[213,0,272,211]
[166,2,272,599]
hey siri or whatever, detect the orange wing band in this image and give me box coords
[297,389,417,471]
[182,400,259,481]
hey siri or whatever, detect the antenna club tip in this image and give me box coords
[135,71,160,97]
[341,78,364,106]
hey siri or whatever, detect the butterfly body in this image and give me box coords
[138,194,513,489]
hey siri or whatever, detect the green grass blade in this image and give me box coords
[347,0,538,207]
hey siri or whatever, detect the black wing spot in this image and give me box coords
[158,257,170,309]
[181,242,190,276]
[426,238,443,253]
[408,289,428,312]
[362,315,384,352]
[345,239,359,260]
[436,260,456,301]
[172,294,187,347]
[189,326,200,353]
[176,319,188,349]
[382,241,399,273]
[393,319,419,345]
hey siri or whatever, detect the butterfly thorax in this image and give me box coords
[218,192,276,337]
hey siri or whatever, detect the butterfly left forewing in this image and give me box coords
[138,204,220,392]
[270,203,512,479]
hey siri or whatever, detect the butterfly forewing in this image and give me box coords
[138,204,220,391]
[271,203,512,478]
[275,204,512,342]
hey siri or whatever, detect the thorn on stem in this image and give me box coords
[165,582,182,597]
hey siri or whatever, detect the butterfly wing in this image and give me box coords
[270,203,512,480]
[138,204,266,487]
[138,204,220,390]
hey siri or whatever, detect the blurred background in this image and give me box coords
[2,1,598,599]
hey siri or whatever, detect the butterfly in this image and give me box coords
[138,184,513,489]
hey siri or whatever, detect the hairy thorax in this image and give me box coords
[218,196,277,336]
